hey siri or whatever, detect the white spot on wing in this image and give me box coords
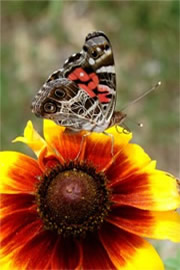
[96,65,115,73]
[89,58,95,65]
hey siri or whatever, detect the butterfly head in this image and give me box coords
[109,111,127,128]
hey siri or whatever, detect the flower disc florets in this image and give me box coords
[36,162,111,238]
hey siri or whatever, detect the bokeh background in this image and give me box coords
[1,1,180,269]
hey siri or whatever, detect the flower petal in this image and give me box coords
[84,132,115,172]
[111,169,180,211]
[0,256,21,270]
[147,171,180,210]
[44,121,132,167]
[107,207,180,242]
[51,238,81,270]
[84,126,132,172]
[13,121,61,170]
[43,119,86,161]
[0,193,58,270]
[11,231,58,270]
[81,233,116,269]
[6,233,81,270]
[0,151,41,194]
[106,143,153,184]
[106,126,132,146]
[0,193,35,217]
[0,208,41,258]
[99,223,164,270]
[13,121,46,157]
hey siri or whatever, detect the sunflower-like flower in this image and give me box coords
[0,120,180,270]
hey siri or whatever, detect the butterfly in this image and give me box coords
[31,31,127,133]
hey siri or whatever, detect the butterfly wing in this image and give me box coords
[31,31,116,132]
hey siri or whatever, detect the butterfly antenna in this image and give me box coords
[138,122,143,127]
[125,118,144,129]
[120,81,162,112]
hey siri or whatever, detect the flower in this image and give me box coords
[0,120,180,270]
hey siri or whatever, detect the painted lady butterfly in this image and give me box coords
[31,31,126,133]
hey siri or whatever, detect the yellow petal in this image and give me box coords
[106,143,153,184]
[148,171,180,210]
[100,223,164,270]
[44,121,132,166]
[108,208,180,242]
[13,121,46,157]
[82,126,132,172]
[123,240,164,270]
[153,211,180,242]
[110,163,180,211]
[0,255,25,270]
[43,119,84,162]
[105,125,132,147]
[0,151,41,194]
[43,119,65,139]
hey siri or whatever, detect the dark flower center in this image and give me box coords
[36,162,111,238]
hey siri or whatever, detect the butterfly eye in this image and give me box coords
[44,102,56,113]
[55,89,65,98]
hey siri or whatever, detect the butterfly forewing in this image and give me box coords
[32,31,117,132]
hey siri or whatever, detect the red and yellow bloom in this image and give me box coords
[0,120,180,269]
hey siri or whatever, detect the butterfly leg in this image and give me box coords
[103,131,114,156]
[75,132,91,161]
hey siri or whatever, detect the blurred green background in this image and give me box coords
[1,1,180,268]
